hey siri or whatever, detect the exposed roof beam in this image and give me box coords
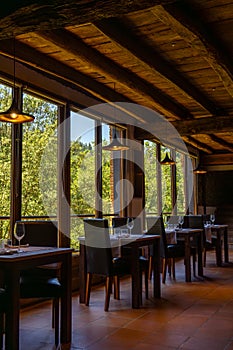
[37,28,193,120]
[172,116,233,136]
[182,136,213,154]
[0,39,130,104]
[152,3,233,98]
[0,0,177,40]
[208,135,233,153]
[94,17,220,116]
[202,153,233,166]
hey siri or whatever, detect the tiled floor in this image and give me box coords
[19,249,233,350]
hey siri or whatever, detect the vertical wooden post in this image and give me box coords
[95,120,102,218]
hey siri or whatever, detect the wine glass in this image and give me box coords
[127,218,134,236]
[14,223,25,252]
[178,216,184,230]
[210,214,215,225]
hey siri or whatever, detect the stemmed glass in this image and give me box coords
[14,223,25,252]
[127,218,134,236]
[178,216,184,230]
[210,214,215,225]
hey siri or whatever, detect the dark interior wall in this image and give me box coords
[198,171,233,207]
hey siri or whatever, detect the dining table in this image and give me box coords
[79,234,161,309]
[0,246,73,350]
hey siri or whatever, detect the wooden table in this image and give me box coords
[79,234,161,309]
[0,246,73,350]
[210,224,229,266]
[175,228,203,282]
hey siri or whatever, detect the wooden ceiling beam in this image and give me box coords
[0,39,131,105]
[172,115,233,136]
[37,28,193,120]
[94,17,220,116]
[208,135,233,153]
[152,3,233,98]
[182,136,213,154]
[0,0,178,40]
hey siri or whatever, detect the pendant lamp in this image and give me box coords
[102,127,129,151]
[0,39,34,124]
[160,151,175,165]
[193,164,207,174]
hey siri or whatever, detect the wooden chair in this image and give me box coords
[112,217,149,298]
[84,218,130,311]
[146,215,193,283]
[15,220,61,347]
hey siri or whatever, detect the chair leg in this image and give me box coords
[148,256,153,280]
[85,273,92,306]
[144,267,149,299]
[168,258,172,277]
[192,253,196,276]
[113,275,120,300]
[53,298,59,347]
[162,258,167,284]
[105,277,111,311]
[203,248,207,267]
[171,258,176,279]
[0,313,4,350]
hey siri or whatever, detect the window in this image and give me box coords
[21,93,58,218]
[144,140,158,215]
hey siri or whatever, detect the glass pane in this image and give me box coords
[144,140,158,215]
[70,112,95,248]
[0,84,12,238]
[176,151,185,214]
[22,93,58,218]
[161,146,172,215]
[102,123,112,215]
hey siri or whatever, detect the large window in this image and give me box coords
[22,93,58,217]
[144,140,158,215]
[175,151,185,214]
[70,112,95,248]
[161,146,172,215]
[0,84,12,237]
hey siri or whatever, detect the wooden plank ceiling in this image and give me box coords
[0,0,233,164]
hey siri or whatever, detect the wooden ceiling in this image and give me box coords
[0,0,233,165]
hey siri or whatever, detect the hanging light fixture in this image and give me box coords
[102,126,129,151]
[160,151,175,165]
[0,39,34,124]
[193,164,207,174]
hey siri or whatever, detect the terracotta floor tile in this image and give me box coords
[15,249,233,349]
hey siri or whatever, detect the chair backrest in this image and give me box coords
[112,216,142,234]
[168,215,189,228]
[187,215,204,229]
[146,216,167,257]
[83,218,113,276]
[17,220,58,247]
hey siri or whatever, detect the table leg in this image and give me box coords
[60,252,72,345]
[184,235,191,282]
[79,243,86,303]
[197,232,203,277]
[224,227,229,263]
[153,239,161,298]
[131,246,141,308]
[215,229,222,266]
[5,269,20,350]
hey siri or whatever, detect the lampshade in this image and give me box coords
[102,129,129,151]
[193,165,207,174]
[160,152,175,165]
[0,98,35,123]
[0,38,35,124]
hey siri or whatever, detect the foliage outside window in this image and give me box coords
[175,151,185,214]
[161,146,172,214]
[144,140,158,215]
[22,93,58,218]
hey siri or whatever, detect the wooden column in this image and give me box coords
[95,120,102,218]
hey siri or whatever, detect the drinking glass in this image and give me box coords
[210,214,215,225]
[127,218,134,236]
[14,223,25,252]
[178,216,184,230]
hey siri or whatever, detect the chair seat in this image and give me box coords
[20,276,61,298]
[167,244,185,258]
